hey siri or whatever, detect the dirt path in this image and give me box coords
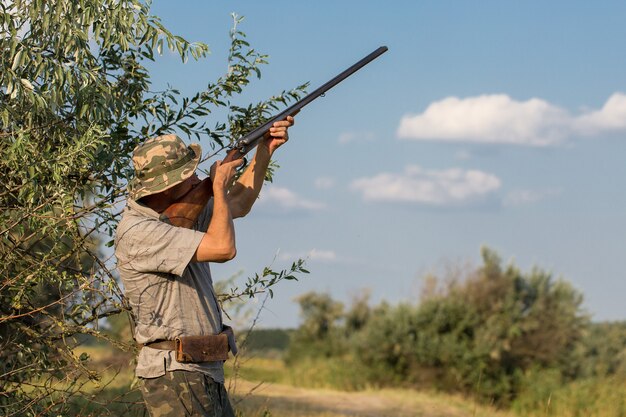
[230,379,512,417]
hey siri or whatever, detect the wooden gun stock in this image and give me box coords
[159,177,214,228]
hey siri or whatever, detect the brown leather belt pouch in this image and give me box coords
[175,334,229,363]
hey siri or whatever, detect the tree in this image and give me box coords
[344,289,372,334]
[286,292,345,362]
[1,1,306,415]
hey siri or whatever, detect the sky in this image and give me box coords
[146,0,626,328]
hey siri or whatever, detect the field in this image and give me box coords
[69,345,624,417]
[67,347,626,417]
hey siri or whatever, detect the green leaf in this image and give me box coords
[20,78,33,91]
[11,49,23,71]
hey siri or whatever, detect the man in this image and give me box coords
[114,116,294,417]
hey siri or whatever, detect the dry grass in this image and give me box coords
[231,379,514,417]
[69,347,624,417]
[227,357,513,417]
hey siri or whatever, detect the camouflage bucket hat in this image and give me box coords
[128,134,202,200]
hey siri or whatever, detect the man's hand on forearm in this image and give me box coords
[259,115,295,155]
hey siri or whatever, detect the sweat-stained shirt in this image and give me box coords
[114,198,225,382]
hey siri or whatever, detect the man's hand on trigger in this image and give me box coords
[262,115,295,155]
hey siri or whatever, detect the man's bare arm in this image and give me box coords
[192,159,242,262]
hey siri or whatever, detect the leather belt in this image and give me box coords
[143,339,176,350]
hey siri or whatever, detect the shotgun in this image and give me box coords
[161,46,388,228]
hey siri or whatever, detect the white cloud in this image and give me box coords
[279,248,338,262]
[258,186,326,212]
[503,188,561,207]
[574,93,626,134]
[314,176,335,190]
[350,165,501,205]
[338,131,376,145]
[397,92,626,146]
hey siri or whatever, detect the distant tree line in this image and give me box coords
[282,247,626,406]
[244,328,293,352]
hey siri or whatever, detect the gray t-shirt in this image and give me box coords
[115,198,225,382]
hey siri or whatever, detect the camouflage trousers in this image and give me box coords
[140,371,236,417]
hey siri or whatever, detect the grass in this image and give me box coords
[512,374,626,417]
[229,377,513,417]
[64,346,626,417]
[227,356,512,417]
[228,355,375,391]
[228,356,626,417]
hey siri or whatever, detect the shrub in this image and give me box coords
[352,247,588,405]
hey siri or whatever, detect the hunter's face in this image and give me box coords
[166,173,200,202]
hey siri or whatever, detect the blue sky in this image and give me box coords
[147,1,626,328]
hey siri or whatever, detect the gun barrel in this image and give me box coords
[232,46,388,155]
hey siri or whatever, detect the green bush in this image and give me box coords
[352,247,588,405]
[574,321,626,378]
[285,292,346,363]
